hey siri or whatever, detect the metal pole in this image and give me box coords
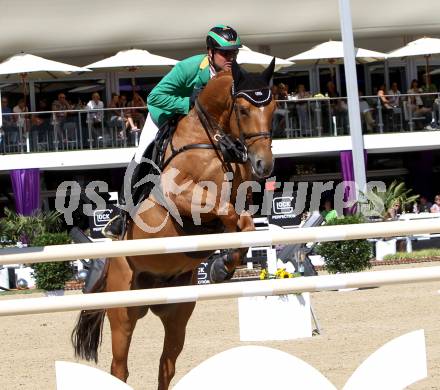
[1,219,440,266]
[338,0,367,194]
[2,265,440,316]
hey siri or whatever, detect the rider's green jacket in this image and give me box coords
[147,54,211,127]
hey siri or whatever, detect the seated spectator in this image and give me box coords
[430,195,440,213]
[387,82,401,108]
[52,92,72,147]
[86,92,105,141]
[377,84,393,109]
[421,73,437,109]
[277,83,289,100]
[407,79,431,128]
[326,81,348,133]
[13,98,30,134]
[414,195,432,213]
[119,94,139,132]
[386,200,401,220]
[108,93,125,138]
[359,90,375,132]
[128,91,146,131]
[30,99,51,151]
[321,199,338,222]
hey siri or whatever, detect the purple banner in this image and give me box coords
[340,150,367,215]
[10,169,40,215]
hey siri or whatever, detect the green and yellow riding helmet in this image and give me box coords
[206,25,242,51]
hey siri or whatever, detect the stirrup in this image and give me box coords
[101,215,123,239]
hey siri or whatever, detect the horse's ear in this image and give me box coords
[261,57,276,84]
[232,60,243,90]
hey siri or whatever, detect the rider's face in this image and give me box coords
[211,49,238,71]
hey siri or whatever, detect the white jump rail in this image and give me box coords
[1,219,440,266]
[1,265,440,317]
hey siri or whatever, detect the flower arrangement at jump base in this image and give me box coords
[259,260,301,280]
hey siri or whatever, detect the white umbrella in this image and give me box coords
[237,46,293,72]
[0,52,90,80]
[86,48,178,71]
[85,48,178,91]
[387,37,440,86]
[287,40,387,64]
[0,52,89,151]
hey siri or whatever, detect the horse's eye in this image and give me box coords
[239,106,250,116]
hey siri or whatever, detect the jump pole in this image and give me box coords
[1,265,440,317]
[1,219,440,266]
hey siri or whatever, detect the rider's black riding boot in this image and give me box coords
[103,157,149,238]
[69,227,107,293]
[207,249,236,283]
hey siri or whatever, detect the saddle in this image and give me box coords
[130,116,181,207]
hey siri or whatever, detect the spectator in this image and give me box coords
[421,73,437,109]
[295,84,311,131]
[86,92,105,142]
[108,93,125,138]
[377,84,392,109]
[30,99,51,151]
[13,98,30,132]
[1,96,16,151]
[326,81,348,133]
[387,82,401,108]
[1,96,13,128]
[128,91,146,131]
[386,200,401,220]
[407,79,431,128]
[52,92,72,148]
[359,90,375,132]
[119,94,139,132]
[321,199,338,222]
[277,83,289,100]
[414,195,432,213]
[430,195,440,213]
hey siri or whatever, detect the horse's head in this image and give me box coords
[229,59,276,178]
[196,59,276,178]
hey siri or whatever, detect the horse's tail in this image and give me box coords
[71,309,106,363]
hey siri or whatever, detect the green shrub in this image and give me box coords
[30,232,73,291]
[317,215,373,273]
[383,249,440,261]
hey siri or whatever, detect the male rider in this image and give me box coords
[104,25,242,237]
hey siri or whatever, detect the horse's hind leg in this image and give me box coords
[151,272,196,390]
[151,301,196,390]
[107,306,146,382]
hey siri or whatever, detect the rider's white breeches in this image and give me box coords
[134,113,159,163]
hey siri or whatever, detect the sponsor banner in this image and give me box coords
[268,193,301,227]
[88,204,118,238]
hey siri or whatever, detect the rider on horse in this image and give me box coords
[104,24,243,238]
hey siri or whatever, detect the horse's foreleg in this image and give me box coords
[153,301,196,390]
[107,306,143,382]
[224,212,255,273]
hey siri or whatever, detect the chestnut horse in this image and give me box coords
[72,59,276,390]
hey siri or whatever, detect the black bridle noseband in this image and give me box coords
[161,87,273,172]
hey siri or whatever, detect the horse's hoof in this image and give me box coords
[208,256,235,283]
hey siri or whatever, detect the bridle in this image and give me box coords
[161,86,273,173]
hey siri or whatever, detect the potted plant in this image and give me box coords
[30,232,73,295]
[317,215,372,274]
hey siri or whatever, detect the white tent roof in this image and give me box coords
[286,41,387,64]
[387,37,440,58]
[0,52,89,80]
[237,46,293,72]
[85,49,178,72]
